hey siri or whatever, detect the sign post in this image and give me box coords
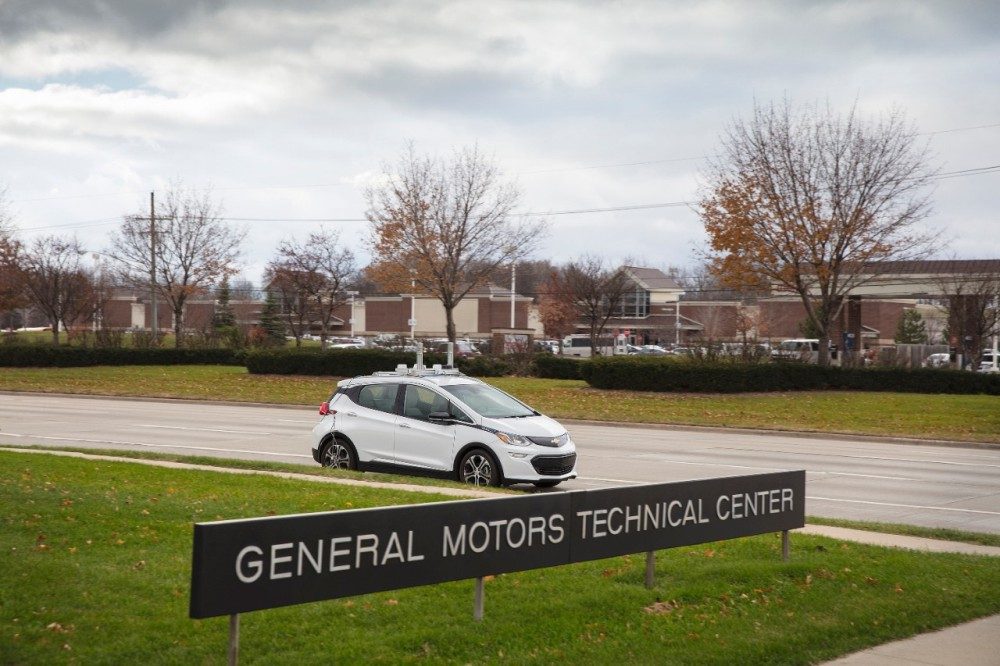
[227,614,239,666]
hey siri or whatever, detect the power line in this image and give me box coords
[11,160,999,232]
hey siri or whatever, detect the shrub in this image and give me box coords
[581,356,1000,395]
[0,346,244,367]
[533,353,584,379]
[244,349,509,378]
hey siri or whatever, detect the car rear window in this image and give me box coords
[356,384,399,413]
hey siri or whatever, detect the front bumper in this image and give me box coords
[498,447,577,483]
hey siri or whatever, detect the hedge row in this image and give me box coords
[0,346,244,367]
[244,349,512,377]
[580,356,1000,395]
[533,353,584,379]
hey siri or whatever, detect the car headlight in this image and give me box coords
[495,431,531,447]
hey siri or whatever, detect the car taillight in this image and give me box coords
[319,402,330,415]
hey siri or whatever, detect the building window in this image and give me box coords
[618,285,650,318]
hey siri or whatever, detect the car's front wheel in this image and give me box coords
[321,437,357,470]
[458,449,500,487]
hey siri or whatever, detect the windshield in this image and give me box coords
[442,383,536,418]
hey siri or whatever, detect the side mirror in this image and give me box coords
[428,411,453,423]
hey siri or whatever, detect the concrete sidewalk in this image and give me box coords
[822,614,1000,665]
[804,525,1000,665]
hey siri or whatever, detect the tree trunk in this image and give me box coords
[51,318,60,346]
[174,306,184,348]
[445,305,456,343]
[818,333,831,366]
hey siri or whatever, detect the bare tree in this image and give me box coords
[938,268,1000,368]
[0,199,26,327]
[263,264,317,347]
[108,186,245,347]
[562,256,631,355]
[19,235,92,344]
[266,229,357,348]
[366,144,545,342]
[537,268,577,350]
[700,100,936,364]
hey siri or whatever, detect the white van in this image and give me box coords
[561,334,628,358]
[771,339,821,363]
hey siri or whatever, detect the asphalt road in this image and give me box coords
[2,393,999,534]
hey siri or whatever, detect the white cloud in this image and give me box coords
[0,0,997,281]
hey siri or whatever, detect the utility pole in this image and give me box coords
[150,191,158,339]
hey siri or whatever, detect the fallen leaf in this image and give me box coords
[644,600,680,614]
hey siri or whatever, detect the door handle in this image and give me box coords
[398,422,411,429]
[345,411,358,417]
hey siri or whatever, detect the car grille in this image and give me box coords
[531,453,576,476]
[528,433,570,448]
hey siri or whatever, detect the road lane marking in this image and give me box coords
[611,454,919,481]
[712,446,1000,469]
[807,495,1000,516]
[136,424,274,435]
[0,433,311,458]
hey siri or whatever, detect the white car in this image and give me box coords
[310,364,577,488]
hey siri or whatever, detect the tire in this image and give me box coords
[458,449,501,487]
[320,437,357,470]
[533,480,560,489]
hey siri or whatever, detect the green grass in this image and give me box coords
[2,451,999,664]
[9,445,997,548]
[1,365,998,442]
[0,444,516,494]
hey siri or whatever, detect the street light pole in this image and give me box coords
[510,263,516,328]
[150,191,158,339]
[409,270,416,342]
[347,290,358,338]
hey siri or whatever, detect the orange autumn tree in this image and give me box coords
[700,100,937,365]
[366,145,545,342]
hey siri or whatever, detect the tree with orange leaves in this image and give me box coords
[366,145,545,342]
[700,100,936,365]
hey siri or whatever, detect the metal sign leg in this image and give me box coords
[645,551,655,589]
[782,530,790,562]
[473,576,485,621]
[228,613,240,665]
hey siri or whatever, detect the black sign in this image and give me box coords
[190,471,805,618]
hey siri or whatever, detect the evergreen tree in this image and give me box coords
[894,309,927,344]
[211,278,237,330]
[258,289,287,347]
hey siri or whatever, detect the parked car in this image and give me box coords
[771,339,824,363]
[328,337,366,349]
[427,339,481,358]
[977,352,998,373]
[922,352,951,369]
[311,365,577,487]
[636,345,670,356]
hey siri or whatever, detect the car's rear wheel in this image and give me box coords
[321,437,357,470]
[458,449,500,487]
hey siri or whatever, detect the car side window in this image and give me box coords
[356,384,399,413]
[450,405,474,424]
[402,385,450,421]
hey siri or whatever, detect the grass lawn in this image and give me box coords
[2,451,999,664]
[1,365,998,442]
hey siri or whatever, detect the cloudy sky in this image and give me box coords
[1,0,998,285]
